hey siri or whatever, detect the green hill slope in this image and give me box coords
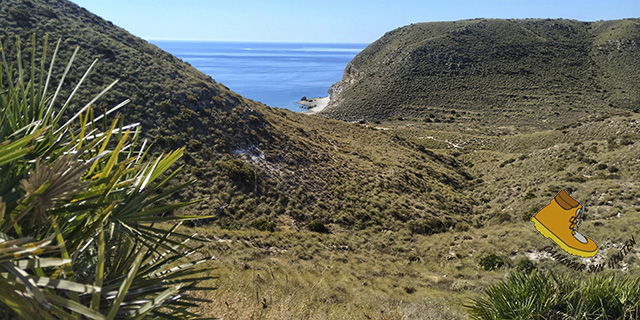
[0,0,477,233]
[321,18,640,131]
[4,4,639,318]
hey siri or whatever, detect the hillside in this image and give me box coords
[0,0,477,233]
[188,57,640,318]
[320,18,640,132]
[3,2,640,319]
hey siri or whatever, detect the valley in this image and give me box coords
[0,1,639,318]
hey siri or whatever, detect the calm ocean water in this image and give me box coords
[150,41,367,111]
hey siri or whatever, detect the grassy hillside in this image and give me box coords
[3,2,639,318]
[0,0,477,234]
[321,18,640,130]
[185,111,640,319]
[189,17,640,319]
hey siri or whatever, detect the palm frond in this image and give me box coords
[0,36,215,319]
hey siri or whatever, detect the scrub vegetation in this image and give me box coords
[0,0,477,236]
[322,18,640,125]
[1,1,640,319]
[469,271,640,319]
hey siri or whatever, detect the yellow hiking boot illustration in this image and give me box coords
[532,190,598,257]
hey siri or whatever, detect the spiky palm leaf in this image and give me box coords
[0,35,215,319]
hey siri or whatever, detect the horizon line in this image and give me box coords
[146,38,372,45]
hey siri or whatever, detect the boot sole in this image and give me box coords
[532,217,598,258]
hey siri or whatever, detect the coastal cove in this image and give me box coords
[150,41,367,111]
[2,0,640,316]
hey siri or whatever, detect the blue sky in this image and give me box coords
[71,0,639,43]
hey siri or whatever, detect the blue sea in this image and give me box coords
[150,41,367,111]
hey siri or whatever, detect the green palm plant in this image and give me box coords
[0,35,215,319]
[467,270,640,320]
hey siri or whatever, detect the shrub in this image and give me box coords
[404,286,416,294]
[479,254,504,271]
[0,37,212,319]
[250,218,276,232]
[307,219,330,233]
[515,259,537,274]
[454,222,471,232]
[468,271,640,319]
[567,175,586,183]
[498,158,515,168]
[620,135,634,146]
[521,206,539,221]
[218,156,257,186]
[408,217,446,235]
[495,212,512,223]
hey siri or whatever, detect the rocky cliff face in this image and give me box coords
[321,18,640,128]
[327,64,358,108]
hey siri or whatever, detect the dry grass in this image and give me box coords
[186,203,640,319]
[190,228,475,319]
[179,109,640,319]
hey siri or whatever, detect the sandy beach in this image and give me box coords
[297,96,330,114]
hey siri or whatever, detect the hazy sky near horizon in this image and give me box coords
[71,0,639,43]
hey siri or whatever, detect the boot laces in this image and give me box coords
[569,208,583,234]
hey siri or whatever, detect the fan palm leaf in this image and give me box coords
[0,35,215,319]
